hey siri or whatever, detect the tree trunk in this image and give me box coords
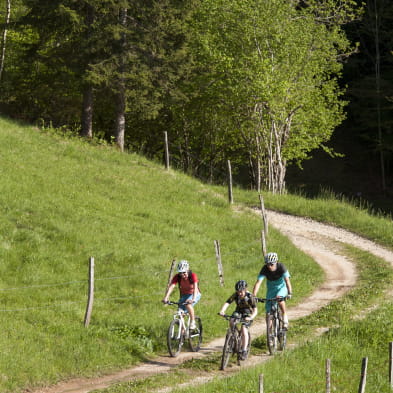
[80,3,95,139]
[0,0,11,82]
[81,85,93,138]
[373,0,386,192]
[114,7,127,152]
[115,86,125,151]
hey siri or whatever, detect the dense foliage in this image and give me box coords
[0,0,361,191]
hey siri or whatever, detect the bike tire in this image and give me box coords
[220,332,235,370]
[267,314,277,355]
[188,316,203,352]
[167,319,183,357]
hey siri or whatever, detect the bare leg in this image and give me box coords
[279,301,288,326]
[241,325,249,351]
[186,304,195,323]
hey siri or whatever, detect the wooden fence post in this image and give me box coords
[259,374,264,393]
[389,342,393,387]
[260,229,267,257]
[259,193,268,237]
[326,358,331,393]
[84,257,95,328]
[227,160,233,204]
[214,240,224,286]
[166,259,176,291]
[358,357,368,393]
[164,131,170,170]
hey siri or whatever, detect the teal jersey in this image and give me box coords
[257,263,290,311]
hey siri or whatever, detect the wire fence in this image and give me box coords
[0,234,264,315]
[1,134,268,320]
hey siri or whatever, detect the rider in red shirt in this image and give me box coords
[162,260,201,329]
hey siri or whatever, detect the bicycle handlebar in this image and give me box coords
[256,296,288,303]
[164,301,192,306]
[217,313,251,324]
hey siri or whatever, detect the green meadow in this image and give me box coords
[1,116,393,392]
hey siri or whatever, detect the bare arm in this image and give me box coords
[190,281,199,303]
[285,277,292,295]
[219,302,230,315]
[248,306,258,320]
[162,283,176,303]
[252,279,262,296]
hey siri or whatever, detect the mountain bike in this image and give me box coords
[218,313,251,370]
[257,297,287,355]
[165,301,203,357]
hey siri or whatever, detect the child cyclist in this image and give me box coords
[252,252,292,329]
[219,280,257,360]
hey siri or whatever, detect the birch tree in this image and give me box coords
[0,0,11,82]
[182,0,359,192]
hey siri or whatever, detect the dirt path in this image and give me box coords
[33,210,393,393]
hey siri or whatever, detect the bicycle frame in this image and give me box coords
[257,297,287,355]
[172,308,189,338]
[219,314,251,369]
[165,301,202,357]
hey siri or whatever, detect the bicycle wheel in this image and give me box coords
[220,332,235,370]
[167,319,183,357]
[278,315,287,351]
[267,314,277,355]
[188,316,203,352]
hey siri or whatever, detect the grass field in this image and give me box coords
[0,117,323,392]
[2,116,393,392]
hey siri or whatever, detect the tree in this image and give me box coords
[171,0,360,192]
[0,0,11,82]
[349,0,393,192]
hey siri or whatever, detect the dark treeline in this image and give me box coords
[0,0,376,194]
[287,0,393,212]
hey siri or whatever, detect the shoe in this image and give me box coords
[283,322,288,330]
[240,350,248,360]
[190,321,196,330]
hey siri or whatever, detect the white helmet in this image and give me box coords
[177,260,189,273]
[265,252,278,264]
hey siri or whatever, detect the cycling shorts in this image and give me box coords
[178,293,201,312]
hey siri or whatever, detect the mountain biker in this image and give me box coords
[162,260,201,330]
[219,280,258,360]
[252,252,292,329]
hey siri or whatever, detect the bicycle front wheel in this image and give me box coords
[167,319,183,357]
[220,332,235,370]
[267,314,277,355]
[188,316,203,352]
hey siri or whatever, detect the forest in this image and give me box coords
[0,0,392,204]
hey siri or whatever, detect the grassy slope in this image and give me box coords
[0,117,321,393]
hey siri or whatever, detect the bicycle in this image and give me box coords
[218,313,251,370]
[256,297,287,355]
[165,301,203,357]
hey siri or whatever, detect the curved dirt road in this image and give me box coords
[33,210,393,393]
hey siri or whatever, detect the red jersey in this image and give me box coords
[171,272,199,295]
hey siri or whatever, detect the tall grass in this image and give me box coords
[0,117,321,392]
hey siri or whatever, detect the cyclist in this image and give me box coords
[162,260,201,330]
[252,252,292,329]
[219,280,257,360]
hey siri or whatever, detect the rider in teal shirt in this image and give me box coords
[252,252,292,328]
